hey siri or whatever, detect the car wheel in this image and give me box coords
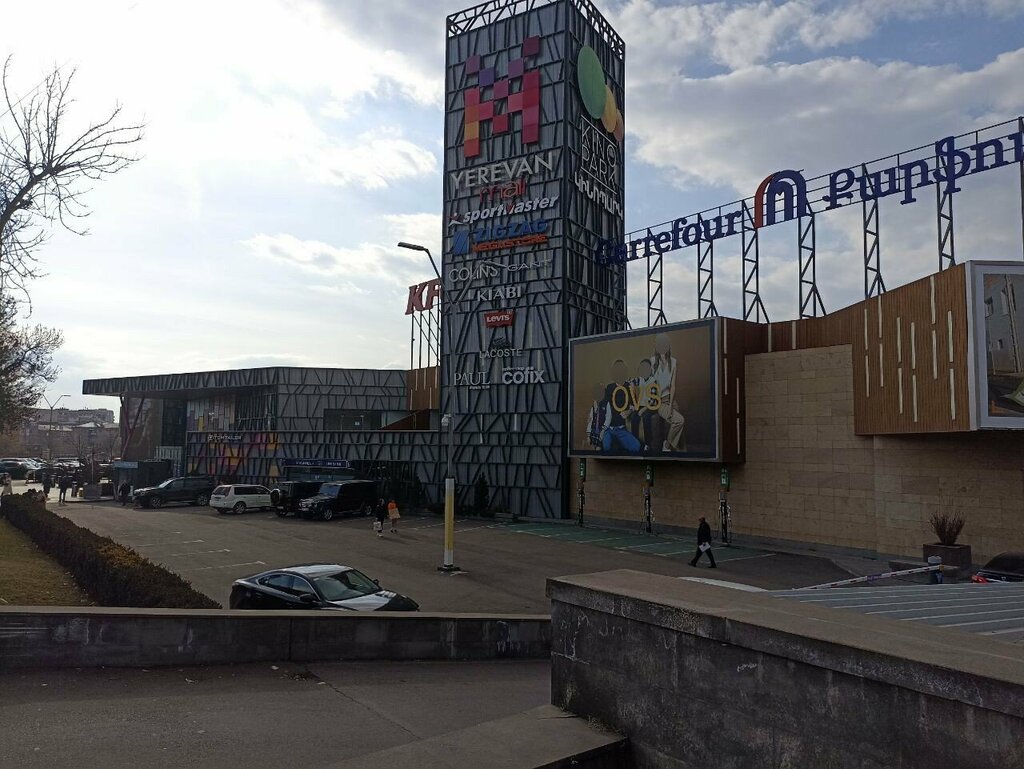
[275,508,288,517]
[233,502,247,515]
[149,496,163,509]
[360,503,371,517]
[321,508,334,522]
[196,493,210,506]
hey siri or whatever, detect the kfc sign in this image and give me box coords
[484,309,515,328]
[405,279,442,315]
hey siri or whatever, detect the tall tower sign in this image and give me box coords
[442,0,626,517]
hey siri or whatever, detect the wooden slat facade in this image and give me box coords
[715,265,972,456]
[851,265,970,434]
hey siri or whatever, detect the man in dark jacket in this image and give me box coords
[690,516,717,568]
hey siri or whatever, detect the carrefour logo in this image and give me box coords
[577,46,623,142]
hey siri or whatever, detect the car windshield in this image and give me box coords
[313,569,380,601]
[319,484,342,498]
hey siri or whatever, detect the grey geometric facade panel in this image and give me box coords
[441,0,625,518]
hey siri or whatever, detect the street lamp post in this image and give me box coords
[42,394,71,461]
[398,241,460,572]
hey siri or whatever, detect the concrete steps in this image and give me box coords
[328,705,626,769]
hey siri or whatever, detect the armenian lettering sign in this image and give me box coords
[602,120,1024,265]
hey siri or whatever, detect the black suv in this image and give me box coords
[133,475,217,508]
[270,481,323,515]
[296,480,378,521]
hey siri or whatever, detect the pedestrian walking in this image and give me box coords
[387,498,400,533]
[689,515,717,568]
[0,473,11,497]
[58,475,70,506]
[118,481,131,506]
[42,473,52,499]
[374,498,387,538]
[71,471,81,497]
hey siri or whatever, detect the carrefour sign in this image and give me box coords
[599,123,1024,264]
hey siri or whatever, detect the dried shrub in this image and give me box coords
[929,512,965,546]
[3,494,219,608]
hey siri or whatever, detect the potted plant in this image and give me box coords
[923,513,972,572]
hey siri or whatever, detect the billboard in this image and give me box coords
[971,263,1024,428]
[569,319,719,460]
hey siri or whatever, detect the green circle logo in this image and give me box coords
[577,46,607,119]
[577,45,622,141]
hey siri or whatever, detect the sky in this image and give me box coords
[0,0,1022,412]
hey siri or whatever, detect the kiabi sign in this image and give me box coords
[598,125,1024,264]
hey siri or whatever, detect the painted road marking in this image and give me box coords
[167,548,232,557]
[182,560,265,571]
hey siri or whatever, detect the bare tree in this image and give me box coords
[0,58,144,298]
[0,294,62,432]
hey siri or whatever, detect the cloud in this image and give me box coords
[307,133,437,189]
[242,213,441,287]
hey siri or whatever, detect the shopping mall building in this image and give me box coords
[83,0,1024,565]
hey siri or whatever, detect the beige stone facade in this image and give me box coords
[581,344,1024,563]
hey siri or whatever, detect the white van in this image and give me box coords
[210,484,272,514]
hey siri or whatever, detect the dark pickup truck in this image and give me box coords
[295,480,378,521]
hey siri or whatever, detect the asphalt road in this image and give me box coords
[55,499,853,611]
[0,660,550,769]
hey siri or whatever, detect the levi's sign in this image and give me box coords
[484,309,515,327]
[599,123,1024,264]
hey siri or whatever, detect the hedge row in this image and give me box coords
[3,494,220,609]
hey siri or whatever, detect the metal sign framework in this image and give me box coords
[632,117,1024,326]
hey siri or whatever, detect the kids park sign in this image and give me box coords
[597,122,1024,265]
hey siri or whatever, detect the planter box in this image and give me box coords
[923,543,972,572]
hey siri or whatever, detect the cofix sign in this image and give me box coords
[484,309,515,327]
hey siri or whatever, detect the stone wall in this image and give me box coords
[580,345,1024,563]
[0,608,550,669]
[549,570,1024,769]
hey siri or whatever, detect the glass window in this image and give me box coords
[259,574,295,592]
[292,577,317,597]
[324,410,383,431]
[313,570,380,602]
[255,486,270,494]
[213,486,229,495]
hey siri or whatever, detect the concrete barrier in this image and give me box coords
[548,569,1024,769]
[0,607,549,670]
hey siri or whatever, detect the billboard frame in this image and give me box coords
[567,316,721,462]
[968,260,1024,430]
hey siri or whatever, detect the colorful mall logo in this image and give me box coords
[576,46,623,142]
[462,36,542,159]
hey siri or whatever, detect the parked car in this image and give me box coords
[270,480,323,515]
[972,552,1024,583]
[133,475,217,508]
[211,484,273,514]
[229,564,419,611]
[0,458,31,480]
[295,480,378,521]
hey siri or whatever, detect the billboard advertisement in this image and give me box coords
[971,263,1024,427]
[569,319,719,460]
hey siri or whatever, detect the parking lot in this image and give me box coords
[52,496,855,612]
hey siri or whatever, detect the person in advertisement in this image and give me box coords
[649,333,687,452]
[599,360,643,455]
[585,383,608,450]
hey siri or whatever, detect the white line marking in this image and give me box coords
[717,553,775,563]
[182,561,264,571]
[167,549,231,557]
[135,540,204,547]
